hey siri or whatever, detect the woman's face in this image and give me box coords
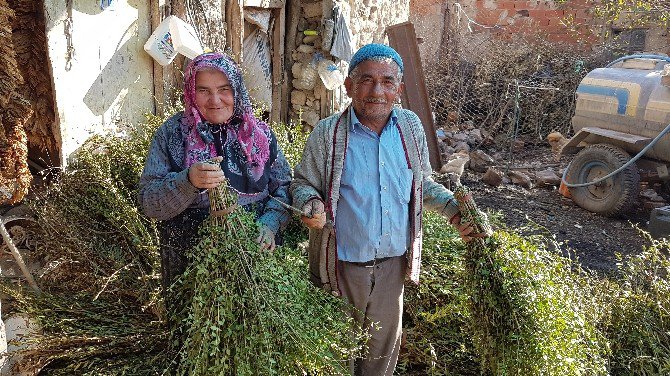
[194,69,235,124]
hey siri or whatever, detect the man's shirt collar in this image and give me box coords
[348,106,398,133]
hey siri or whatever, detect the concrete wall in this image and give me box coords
[43,0,154,165]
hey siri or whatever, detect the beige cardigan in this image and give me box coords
[290,108,459,295]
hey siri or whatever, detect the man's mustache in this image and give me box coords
[364,97,387,104]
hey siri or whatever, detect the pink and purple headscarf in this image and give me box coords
[181,52,270,182]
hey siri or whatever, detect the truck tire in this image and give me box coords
[565,144,640,217]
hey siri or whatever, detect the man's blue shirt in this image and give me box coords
[335,107,411,262]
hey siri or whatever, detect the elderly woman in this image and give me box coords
[139,52,291,295]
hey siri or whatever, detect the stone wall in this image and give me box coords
[288,0,410,128]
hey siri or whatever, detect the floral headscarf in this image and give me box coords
[181,52,271,183]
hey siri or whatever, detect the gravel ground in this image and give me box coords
[456,145,657,275]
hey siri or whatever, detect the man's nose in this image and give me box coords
[371,81,384,94]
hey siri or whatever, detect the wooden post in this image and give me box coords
[271,6,286,124]
[226,0,244,63]
[387,21,443,171]
[284,0,301,123]
[150,0,165,115]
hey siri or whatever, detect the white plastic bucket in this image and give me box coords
[144,16,204,66]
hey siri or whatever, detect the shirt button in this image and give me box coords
[383,186,387,190]
[381,161,385,166]
[385,210,389,214]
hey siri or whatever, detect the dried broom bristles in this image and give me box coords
[0,0,20,106]
[173,169,363,375]
[0,0,32,204]
[0,92,32,205]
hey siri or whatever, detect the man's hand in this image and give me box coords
[188,156,226,189]
[449,213,490,242]
[300,199,326,229]
[256,225,276,251]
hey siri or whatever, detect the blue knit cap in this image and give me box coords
[347,43,404,75]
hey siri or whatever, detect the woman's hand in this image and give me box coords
[188,156,226,189]
[257,225,276,252]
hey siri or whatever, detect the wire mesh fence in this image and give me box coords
[410,0,668,165]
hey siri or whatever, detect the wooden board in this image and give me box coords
[386,21,442,171]
[270,6,285,124]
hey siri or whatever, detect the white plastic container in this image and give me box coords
[144,16,204,66]
[297,55,320,90]
[318,59,344,90]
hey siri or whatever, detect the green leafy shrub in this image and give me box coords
[600,236,670,375]
[1,114,167,374]
[470,226,607,375]
[28,113,164,305]
[272,116,310,169]
[400,211,479,375]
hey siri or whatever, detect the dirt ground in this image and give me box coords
[458,144,658,275]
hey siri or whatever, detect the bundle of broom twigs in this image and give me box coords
[172,159,363,375]
[454,185,515,372]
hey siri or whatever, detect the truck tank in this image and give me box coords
[563,55,670,219]
[572,56,670,162]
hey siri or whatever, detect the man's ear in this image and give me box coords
[397,81,405,96]
[344,77,353,98]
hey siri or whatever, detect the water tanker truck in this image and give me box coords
[561,54,670,221]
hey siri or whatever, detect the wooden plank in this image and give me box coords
[226,0,244,62]
[270,6,285,124]
[386,21,442,170]
[150,0,166,116]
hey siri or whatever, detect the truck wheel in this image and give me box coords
[565,144,640,217]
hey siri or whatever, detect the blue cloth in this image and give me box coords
[335,108,411,262]
[348,43,404,75]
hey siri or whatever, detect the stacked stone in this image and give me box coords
[289,0,410,129]
[350,0,409,46]
[290,1,325,129]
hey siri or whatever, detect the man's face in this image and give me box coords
[344,60,404,125]
[194,69,235,124]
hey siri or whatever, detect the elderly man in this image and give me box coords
[290,44,480,375]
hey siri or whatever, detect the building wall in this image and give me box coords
[288,0,410,127]
[410,0,669,66]
[43,0,154,165]
[408,0,444,66]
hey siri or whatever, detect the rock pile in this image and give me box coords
[435,126,669,209]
